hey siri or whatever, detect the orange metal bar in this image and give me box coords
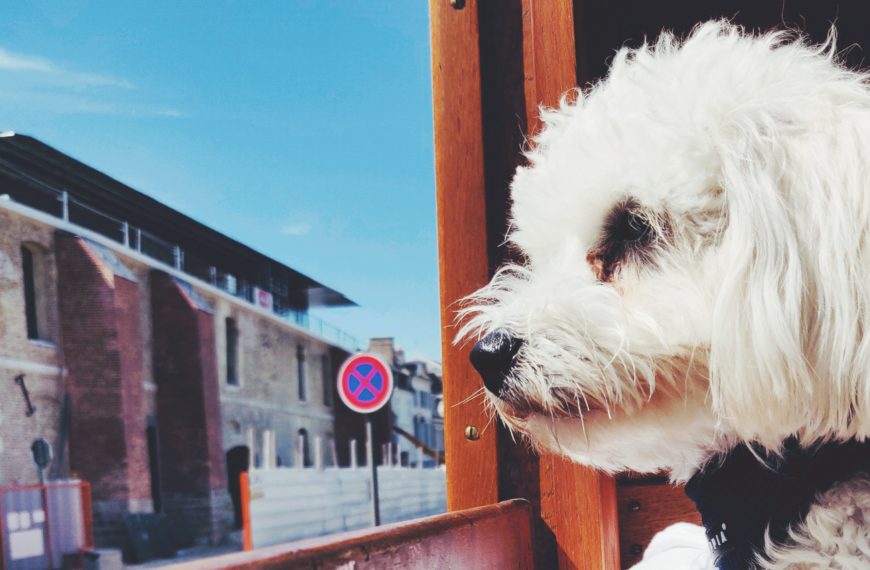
[80,482,94,550]
[240,472,253,551]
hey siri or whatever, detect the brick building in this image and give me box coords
[0,133,357,549]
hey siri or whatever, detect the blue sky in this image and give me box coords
[0,2,443,360]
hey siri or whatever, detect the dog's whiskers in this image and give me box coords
[574,394,591,445]
[479,405,499,438]
[453,387,486,408]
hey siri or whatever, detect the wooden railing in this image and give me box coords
[167,499,533,569]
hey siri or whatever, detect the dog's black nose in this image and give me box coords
[470,330,523,395]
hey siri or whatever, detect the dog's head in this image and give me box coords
[458,22,870,480]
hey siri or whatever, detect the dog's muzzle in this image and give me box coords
[470,329,523,396]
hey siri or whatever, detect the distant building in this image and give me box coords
[0,133,357,549]
[367,338,443,466]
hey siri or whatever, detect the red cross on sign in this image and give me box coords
[337,353,394,414]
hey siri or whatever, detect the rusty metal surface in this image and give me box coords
[166,499,534,570]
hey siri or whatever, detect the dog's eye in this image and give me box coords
[587,198,657,281]
[608,207,652,245]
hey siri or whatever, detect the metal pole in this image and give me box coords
[366,417,380,526]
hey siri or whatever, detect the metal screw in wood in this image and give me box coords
[628,500,641,512]
[464,425,479,441]
[449,0,465,9]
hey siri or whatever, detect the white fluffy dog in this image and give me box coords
[460,21,870,569]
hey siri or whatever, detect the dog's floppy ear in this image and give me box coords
[710,104,870,448]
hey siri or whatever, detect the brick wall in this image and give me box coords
[0,210,65,486]
[150,271,230,545]
[55,234,150,547]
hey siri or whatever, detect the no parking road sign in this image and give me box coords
[337,353,394,414]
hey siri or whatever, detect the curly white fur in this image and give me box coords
[760,477,870,569]
[459,21,870,567]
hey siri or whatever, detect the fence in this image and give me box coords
[243,466,447,549]
[0,480,92,570]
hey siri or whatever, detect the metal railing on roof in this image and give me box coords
[5,181,359,352]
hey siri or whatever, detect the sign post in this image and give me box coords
[337,353,394,527]
[365,418,380,525]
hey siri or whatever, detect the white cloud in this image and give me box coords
[0,91,185,119]
[0,47,134,89]
[280,222,311,236]
[0,48,55,72]
[0,46,185,118]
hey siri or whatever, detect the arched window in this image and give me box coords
[20,243,52,341]
[297,428,311,467]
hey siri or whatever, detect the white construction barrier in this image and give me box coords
[246,466,446,548]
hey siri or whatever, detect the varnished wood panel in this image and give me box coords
[522,0,578,138]
[430,0,500,511]
[521,2,620,569]
[169,499,535,570]
[540,455,621,569]
[616,481,701,569]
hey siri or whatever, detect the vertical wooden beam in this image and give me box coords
[522,0,578,138]
[540,457,620,569]
[430,0,500,511]
[521,1,621,569]
[433,0,620,566]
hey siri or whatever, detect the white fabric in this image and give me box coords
[630,523,716,570]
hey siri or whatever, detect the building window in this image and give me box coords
[298,428,310,467]
[297,345,306,401]
[21,244,51,341]
[414,416,424,443]
[226,317,239,385]
[321,354,332,407]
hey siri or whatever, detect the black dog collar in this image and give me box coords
[684,438,870,569]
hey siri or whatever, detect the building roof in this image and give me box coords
[0,132,355,309]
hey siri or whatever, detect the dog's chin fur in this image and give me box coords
[459,20,870,566]
[517,391,732,483]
